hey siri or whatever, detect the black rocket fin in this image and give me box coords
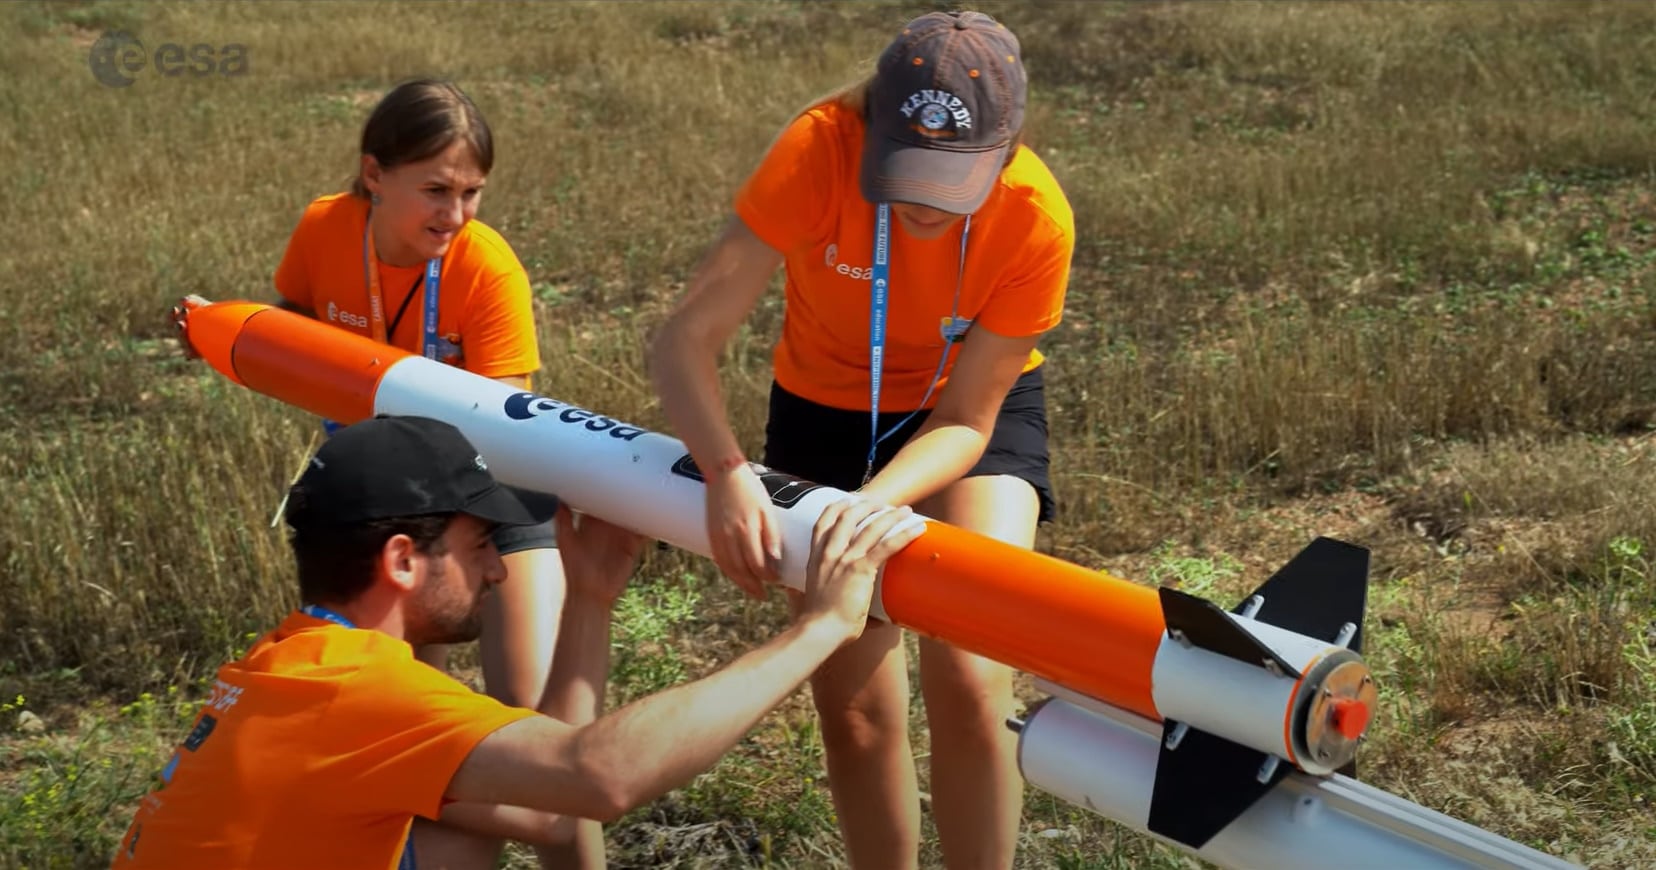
[1158,586,1295,675]
[1148,720,1289,848]
[1234,536,1370,652]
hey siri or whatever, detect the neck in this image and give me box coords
[367,206,423,268]
[895,220,964,244]
[303,592,408,641]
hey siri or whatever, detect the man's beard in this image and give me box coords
[406,558,486,647]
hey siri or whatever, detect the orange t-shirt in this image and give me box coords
[110,611,537,870]
[274,193,542,380]
[733,99,1075,411]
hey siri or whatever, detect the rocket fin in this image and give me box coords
[1235,536,1370,652]
[1147,720,1288,848]
[1158,586,1295,675]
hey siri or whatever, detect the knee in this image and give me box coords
[922,665,1014,732]
[812,686,908,755]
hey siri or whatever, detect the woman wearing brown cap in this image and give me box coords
[650,10,1074,868]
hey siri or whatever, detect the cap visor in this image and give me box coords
[464,483,560,528]
[860,137,1006,214]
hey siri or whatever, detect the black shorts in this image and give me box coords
[762,365,1055,523]
[491,488,559,555]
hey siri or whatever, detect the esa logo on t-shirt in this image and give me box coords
[824,243,872,282]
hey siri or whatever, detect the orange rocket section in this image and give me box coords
[880,522,1168,722]
[169,297,1177,725]
[172,299,265,386]
[173,297,408,425]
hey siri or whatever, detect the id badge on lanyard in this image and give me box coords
[862,204,971,487]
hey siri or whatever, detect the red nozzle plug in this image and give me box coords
[1331,697,1371,740]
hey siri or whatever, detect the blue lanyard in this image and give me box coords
[359,213,443,358]
[866,203,892,485]
[863,205,972,486]
[300,603,355,629]
[327,220,445,436]
[420,258,442,360]
[299,602,418,870]
[399,833,417,870]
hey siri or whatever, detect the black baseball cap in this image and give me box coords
[284,415,559,531]
[861,11,1027,214]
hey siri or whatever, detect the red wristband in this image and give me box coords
[711,453,748,475]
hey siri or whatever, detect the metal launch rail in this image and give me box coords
[1018,680,1579,870]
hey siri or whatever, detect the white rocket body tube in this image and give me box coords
[372,360,896,610]
[1152,615,1360,775]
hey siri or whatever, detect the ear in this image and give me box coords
[380,533,421,594]
[360,154,385,199]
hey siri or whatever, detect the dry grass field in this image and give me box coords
[2,1,1655,867]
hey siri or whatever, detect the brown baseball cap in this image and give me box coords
[860,11,1027,214]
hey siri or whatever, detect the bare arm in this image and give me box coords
[429,801,565,846]
[447,616,846,821]
[536,505,632,740]
[649,216,790,593]
[442,501,921,822]
[428,509,637,843]
[856,327,1041,509]
[537,593,610,725]
[648,216,782,473]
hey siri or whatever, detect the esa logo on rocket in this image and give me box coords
[503,392,645,441]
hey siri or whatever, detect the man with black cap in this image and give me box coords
[651,8,1074,868]
[111,414,925,870]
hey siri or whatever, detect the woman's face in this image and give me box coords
[362,140,486,266]
[892,202,966,240]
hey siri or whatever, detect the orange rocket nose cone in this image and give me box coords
[176,299,264,386]
[1331,697,1370,740]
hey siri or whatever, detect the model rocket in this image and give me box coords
[169,298,1578,870]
